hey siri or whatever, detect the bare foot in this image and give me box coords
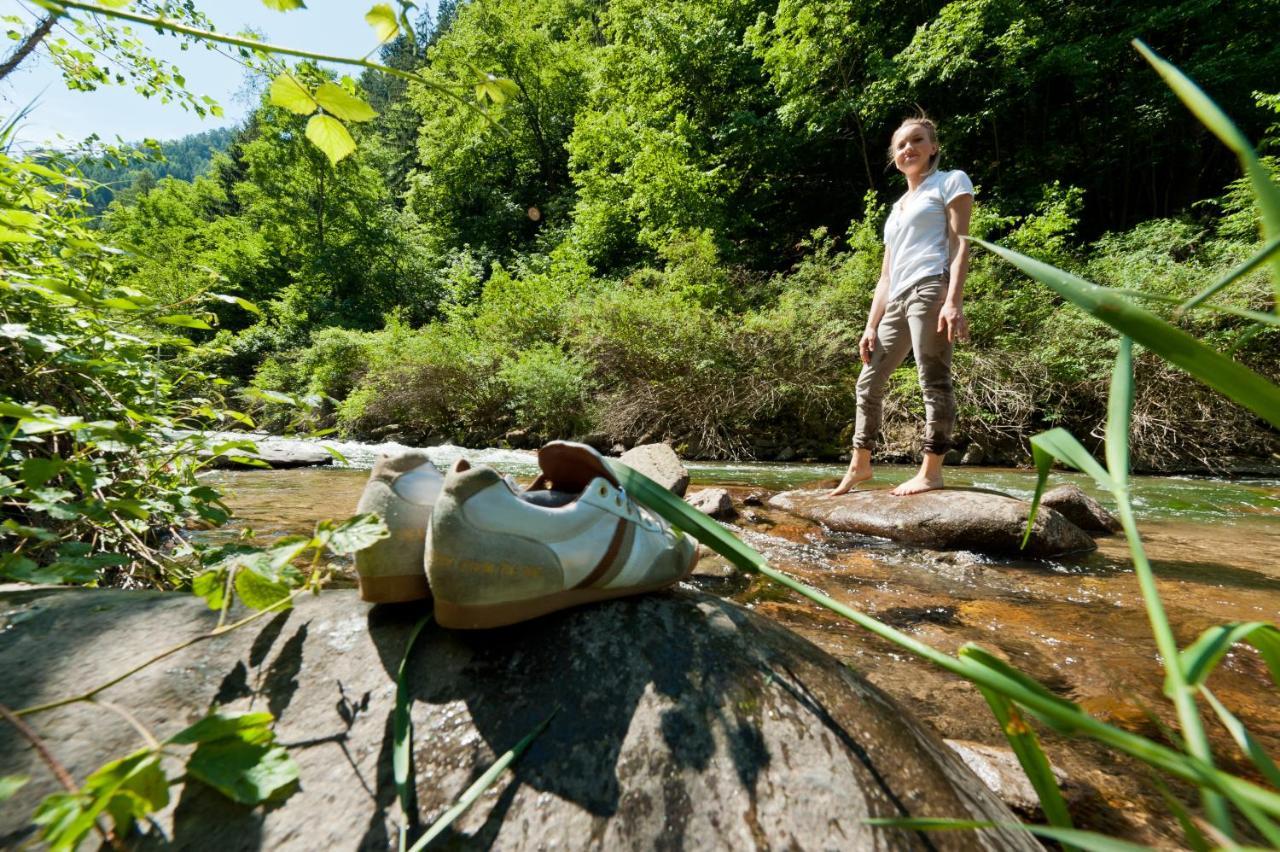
[827,468,872,497]
[890,473,943,496]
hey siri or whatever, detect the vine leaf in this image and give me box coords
[365,4,400,43]
[269,73,317,116]
[313,83,378,123]
[305,114,356,165]
[171,711,299,805]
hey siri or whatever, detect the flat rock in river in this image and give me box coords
[0,588,1035,851]
[768,488,1096,558]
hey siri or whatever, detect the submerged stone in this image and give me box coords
[0,588,1036,850]
[768,488,1096,558]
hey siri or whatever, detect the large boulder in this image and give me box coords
[0,588,1035,851]
[768,489,1095,558]
[201,434,335,469]
[618,443,690,496]
[1040,484,1121,535]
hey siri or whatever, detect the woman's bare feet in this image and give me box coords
[890,452,945,496]
[828,449,873,496]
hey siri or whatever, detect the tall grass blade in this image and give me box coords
[394,615,432,850]
[863,818,1149,851]
[1022,428,1114,550]
[1178,622,1280,694]
[406,710,556,852]
[1201,687,1280,790]
[1147,774,1212,852]
[1105,338,1133,491]
[972,682,1076,845]
[1111,290,1280,328]
[608,460,768,573]
[1134,40,1280,302]
[1179,235,1280,313]
[973,238,1280,429]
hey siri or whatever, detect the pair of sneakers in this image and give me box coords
[354,441,699,629]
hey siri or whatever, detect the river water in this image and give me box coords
[200,450,1280,846]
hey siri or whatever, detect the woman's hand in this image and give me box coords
[858,327,878,365]
[937,303,968,343]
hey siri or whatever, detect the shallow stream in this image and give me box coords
[200,449,1280,846]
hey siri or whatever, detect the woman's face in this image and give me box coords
[892,123,937,179]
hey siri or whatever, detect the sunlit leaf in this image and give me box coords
[364,3,399,42]
[1178,622,1280,693]
[209,292,262,315]
[305,114,356,165]
[186,741,297,804]
[234,564,293,610]
[169,711,275,746]
[1105,338,1133,490]
[268,72,317,116]
[323,513,388,555]
[261,0,307,9]
[191,569,226,611]
[314,82,378,123]
[155,314,213,330]
[0,775,28,802]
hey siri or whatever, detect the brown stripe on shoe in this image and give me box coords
[573,517,628,589]
[589,520,636,589]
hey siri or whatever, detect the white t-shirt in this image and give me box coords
[883,169,974,300]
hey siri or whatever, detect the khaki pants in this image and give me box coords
[853,274,955,455]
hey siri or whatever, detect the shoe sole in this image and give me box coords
[358,573,431,604]
[433,546,701,630]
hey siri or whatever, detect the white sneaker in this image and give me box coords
[354,451,443,603]
[427,441,698,629]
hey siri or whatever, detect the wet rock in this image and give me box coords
[767,489,1095,558]
[742,490,768,507]
[1040,484,1120,535]
[686,487,736,520]
[0,588,1036,851]
[618,443,690,496]
[945,740,1080,818]
[961,443,987,466]
[202,435,334,469]
[503,428,540,450]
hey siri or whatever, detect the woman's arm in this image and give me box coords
[939,194,973,342]
[859,247,893,365]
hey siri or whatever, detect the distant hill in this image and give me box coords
[74,126,236,215]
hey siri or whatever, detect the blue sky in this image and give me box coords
[1,1,434,150]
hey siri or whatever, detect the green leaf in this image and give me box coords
[0,775,28,802]
[305,114,357,165]
[407,709,555,852]
[35,750,168,851]
[863,818,1150,852]
[973,238,1280,430]
[175,711,297,805]
[395,615,432,850]
[20,456,62,488]
[169,711,276,746]
[268,72,317,116]
[313,82,378,123]
[472,68,520,105]
[235,565,293,611]
[1105,338,1133,490]
[1177,622,1280,693]
[0,400,38,419]
[155,314,213,330]
[1134,41,1280,301]
[973,684,1075,843]
[191,569,226,611]
[323,513,389,556]
[261,0,307,9]
[364,4,399,43]
[186,740,297,805]
[209,292,262,315]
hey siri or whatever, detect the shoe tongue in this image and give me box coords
[537,441,618,492]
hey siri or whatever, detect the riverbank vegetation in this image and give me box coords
[83,0,1280,471]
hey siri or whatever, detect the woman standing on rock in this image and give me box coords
[830,115,973,497]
